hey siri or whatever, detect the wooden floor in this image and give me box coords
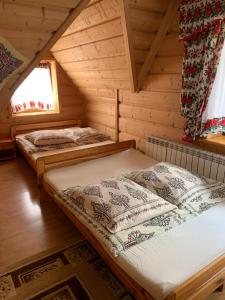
[0,157,83,273]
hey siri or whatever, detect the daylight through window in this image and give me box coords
[11,61,59,115]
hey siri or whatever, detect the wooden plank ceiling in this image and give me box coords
[51,0,180,92]
[0,0,180,100]
[0,0,90,107]
[51,0,128,90]
[0,0,90,59]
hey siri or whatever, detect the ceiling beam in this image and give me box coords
[120,0,137,92]
[137,0,180,91]
[9,0,90,95]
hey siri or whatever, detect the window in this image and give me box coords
[196,40,225,154]
[11,60,59,116]
[201,40,225,137]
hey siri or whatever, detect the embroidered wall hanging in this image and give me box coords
[0,36,28,91]
[179,0,225,141]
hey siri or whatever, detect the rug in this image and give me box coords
[0,240,134,300]
[0,239,224,300]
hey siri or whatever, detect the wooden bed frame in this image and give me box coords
[37,140,135,185]
[10,119,114,184]
[11,119,81,170]
[11,119,82,138]
[40,140,225,300]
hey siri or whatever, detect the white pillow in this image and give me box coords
[62,177,176,233]
[125,162,217,208]
[25,130,74,146]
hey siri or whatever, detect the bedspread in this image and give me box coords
[16,127,109,154]
[57,178,225,257]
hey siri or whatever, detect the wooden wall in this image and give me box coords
[0,0,85,110]
[52,0,127,140]
[119,1,185,151]
[51,0,185,148]
[0,62,84,137]
[52,0,130,90]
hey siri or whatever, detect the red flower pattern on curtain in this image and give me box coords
[179,0,225,141]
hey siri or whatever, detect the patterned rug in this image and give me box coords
[1,239,224,300]
[0,240,134,300]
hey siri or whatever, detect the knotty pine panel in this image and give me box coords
[51,0,184,147]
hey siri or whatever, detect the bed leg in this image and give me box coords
[216,283,224,293]
[39,187,52,201]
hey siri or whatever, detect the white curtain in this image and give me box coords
[202,39,225,135]
[11,65,55,113]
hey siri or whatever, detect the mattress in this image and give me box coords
[44,148,157,191]
[43,149,225,300]
[16,133,114,163]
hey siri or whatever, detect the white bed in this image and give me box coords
[16,132,114,165]
[11,120,114,179]
[43,148,225,300]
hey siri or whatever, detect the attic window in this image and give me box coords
[11,60,59,116]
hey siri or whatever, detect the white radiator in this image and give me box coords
[146,136,225,183]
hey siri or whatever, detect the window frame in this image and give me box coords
[10,59,60,117]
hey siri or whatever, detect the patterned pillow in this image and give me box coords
[62,177,176,233]
[125,162,217,208]
[25,130,74,145]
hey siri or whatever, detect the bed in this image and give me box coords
[11,120,114,184]
[41,138,225,300]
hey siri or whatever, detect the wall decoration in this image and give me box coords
[0,36,28,91]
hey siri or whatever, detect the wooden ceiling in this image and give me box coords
[0,0,181,98]
[51,0,180,93]
[0,0,90,107]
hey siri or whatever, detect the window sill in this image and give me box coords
[11,110,60,118]
[195,135,225,156]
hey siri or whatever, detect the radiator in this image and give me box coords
[146,136,225,183]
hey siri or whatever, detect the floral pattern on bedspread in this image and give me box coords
[16,127,110,154]
[124,162,219,208]
[56,178,225,257]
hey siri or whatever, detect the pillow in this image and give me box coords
[125,162,216,208]
[62,177,176,233]
[25,130,74,146]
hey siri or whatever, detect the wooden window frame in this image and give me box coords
[11,59,60,118]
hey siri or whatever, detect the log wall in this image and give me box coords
[52,0,185,148]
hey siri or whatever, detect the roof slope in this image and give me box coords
[0,0,90,109]
[51,0,180,92]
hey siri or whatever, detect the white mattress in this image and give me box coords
[118,203,225,299]
[44,148,157,191]
[16,133,114,162]
[43,149,225,300]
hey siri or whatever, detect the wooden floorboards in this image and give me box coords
[0,158,83,273]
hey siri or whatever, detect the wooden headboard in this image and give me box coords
[10,119,82,138]
[37,140,136,185]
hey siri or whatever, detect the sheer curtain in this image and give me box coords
[11,63,55,113]
[202,40,225,136]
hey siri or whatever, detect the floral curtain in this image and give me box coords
[11,62,55,113]
[179,0,225,141]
